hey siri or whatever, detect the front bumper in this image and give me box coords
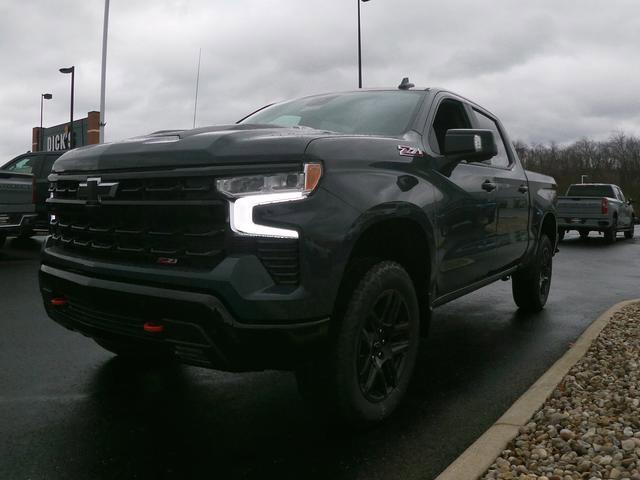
[40,265,330,371]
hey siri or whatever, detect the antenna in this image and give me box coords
[193,48,202,129]
[398,77,414,90]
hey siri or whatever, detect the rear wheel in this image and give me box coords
[94,337,174,361]
[296,261,420,427]
[604,218,617,244]
[624,218,635,239]
[512,234,553,312]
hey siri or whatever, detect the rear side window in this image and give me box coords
[473,110,510,168]
[566,185,615,197]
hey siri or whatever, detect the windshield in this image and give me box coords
[566,185,615,197]
[240,91,424,136]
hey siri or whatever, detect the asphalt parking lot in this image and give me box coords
[1,228,639,480]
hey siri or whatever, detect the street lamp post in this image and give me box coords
[40,93,52,151]
[59,66,75,149]
[357,0,371,89]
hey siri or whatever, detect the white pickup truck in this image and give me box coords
[557,183,635,243]
[0,170,35,248]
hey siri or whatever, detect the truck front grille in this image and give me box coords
[47,173,300,284]
[48,175,226,269]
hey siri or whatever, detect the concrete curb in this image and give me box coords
[434,298,640,480]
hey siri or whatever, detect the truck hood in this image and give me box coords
[53,124,336,173]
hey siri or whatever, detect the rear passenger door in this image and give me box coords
[470,109,530,271]
[427,95,499,295]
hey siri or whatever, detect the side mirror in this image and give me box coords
[444,129,498,163]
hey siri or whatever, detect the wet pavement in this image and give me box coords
[1,229,639,479]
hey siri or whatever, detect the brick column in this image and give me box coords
[87,111,100,145]
[32,127,41,152]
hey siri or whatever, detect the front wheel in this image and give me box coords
[296,261,420,426]
[512,234,553,312]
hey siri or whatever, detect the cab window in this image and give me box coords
[473,110,511,168]
[4,156,36,174]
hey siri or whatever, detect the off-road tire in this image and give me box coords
[624,218,635,239]
[296,261,420,427]
[512,234,553,312]
[604,218,617,244]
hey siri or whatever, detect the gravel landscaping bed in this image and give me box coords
[482,302,640,480]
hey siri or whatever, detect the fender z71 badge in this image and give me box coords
[397,145,425,157]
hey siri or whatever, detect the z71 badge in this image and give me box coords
[397,145,425,157]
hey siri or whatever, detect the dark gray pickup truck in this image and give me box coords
[0,170,35,247]
[41,84,558,424]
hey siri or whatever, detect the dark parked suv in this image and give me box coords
[2,151,63,233]
[40,83,558,424]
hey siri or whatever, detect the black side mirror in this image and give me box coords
[444,129,497,163]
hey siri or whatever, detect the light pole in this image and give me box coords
[59,66,75,149]
[357,0,371,89]
[100,0,110,143]
[40,93,52,151]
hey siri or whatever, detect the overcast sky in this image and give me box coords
[1,0,640,160]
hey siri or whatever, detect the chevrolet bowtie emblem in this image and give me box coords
[78,177,119,204]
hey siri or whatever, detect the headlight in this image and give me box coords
[217,163,322,238]
[216,163,322,198]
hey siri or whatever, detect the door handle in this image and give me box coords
[481,180,497,192]
[518,184,529,194]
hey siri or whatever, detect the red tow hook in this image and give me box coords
[143,322,164,334]
[50,297,69,307]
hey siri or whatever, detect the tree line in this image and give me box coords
[513,133,640,201]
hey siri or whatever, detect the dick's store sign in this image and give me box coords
[43,117,88,152]
[34,112,99,152]
[47,131,72,151]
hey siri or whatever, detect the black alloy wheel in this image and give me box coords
[537,241,553,304]
[512,234,553,312]
[356,289,411,403]
[295,260,420,426]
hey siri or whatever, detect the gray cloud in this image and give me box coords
[2,0,640,161]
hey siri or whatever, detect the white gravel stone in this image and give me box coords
[481,303,640,480]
